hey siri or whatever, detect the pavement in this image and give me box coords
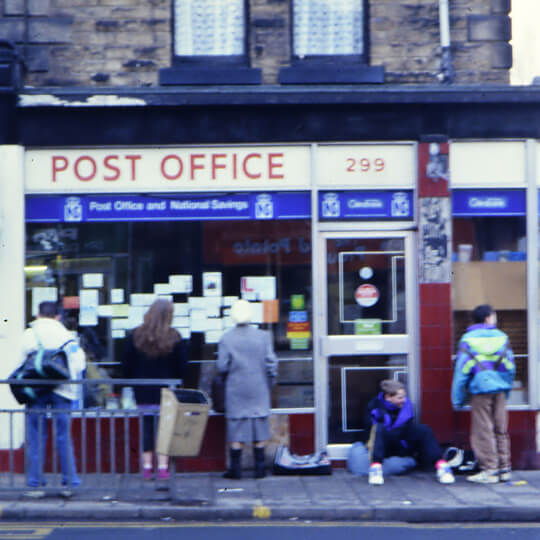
[2,468,540,523]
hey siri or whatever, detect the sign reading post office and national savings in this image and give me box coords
[25,146,311,192]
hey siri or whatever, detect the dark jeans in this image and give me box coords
[26,393,80,487]
[372,422,442,470]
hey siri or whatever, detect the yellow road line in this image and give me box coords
[1,522,540,529]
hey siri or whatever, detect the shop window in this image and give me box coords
[452,215,528,405]
[25,202,313,411]
[160,0,261,85]
[279,0,384,84]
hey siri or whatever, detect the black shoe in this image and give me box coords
[254,447,266,479]
[223,448,242,480]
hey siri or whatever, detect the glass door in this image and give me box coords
[316,231,417,456]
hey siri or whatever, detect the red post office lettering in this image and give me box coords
[51,151,285,183]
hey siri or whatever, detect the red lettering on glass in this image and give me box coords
[52,155,68,182]
[268,153,284,179]
[103,155,120,181]
[74,156,96,182]
[243,153,261,179]
[160,155,183,180]
[346,158,355,172]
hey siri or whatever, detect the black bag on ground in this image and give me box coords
[272,445,332,476]
[442,445,479,475]
[9,335,72,405]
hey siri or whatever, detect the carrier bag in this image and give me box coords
[272,445,332,476]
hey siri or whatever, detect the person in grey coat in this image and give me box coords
[217,299,278,479]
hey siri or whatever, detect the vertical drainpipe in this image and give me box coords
[438,0,454,83]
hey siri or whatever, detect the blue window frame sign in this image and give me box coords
[319,191,413,220]
[25,192,312,223]
[452,189,526,217]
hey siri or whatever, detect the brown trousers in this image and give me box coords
[470,392,511,471]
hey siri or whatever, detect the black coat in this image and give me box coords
[121,332,187,405]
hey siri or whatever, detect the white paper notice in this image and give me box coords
[172,316,190,328]
[82,273,103,288]
[223,296,239,307]
[223,316,234,329]
[110,289,124,304]
[251,302,264,324]
[128,306,147,328]
[130,293,156,306]
[111,318,130,330]
[190,310,208,332]
[205,318,223,331]
[97,305,113,317]
[205,330,223,344]
[79,289,99,326]
[154,283,171,295]
[112,329,126,339]
[204,297,222,317]
[241,276,276,301]
[169,275,193,294]
[173,303,189,317]
[32,287,58,316]
[203,272,222,297]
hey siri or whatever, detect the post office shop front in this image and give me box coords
[21,143,418,465]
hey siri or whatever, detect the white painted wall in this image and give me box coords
[0,145,25,448]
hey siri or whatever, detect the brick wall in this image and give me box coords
[0,0,511,87]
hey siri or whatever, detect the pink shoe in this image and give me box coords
[143,467,153,480]
[157,468,170,480]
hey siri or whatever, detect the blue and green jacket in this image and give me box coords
[451,324,515,408]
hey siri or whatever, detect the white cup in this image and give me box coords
[458,244,473,262]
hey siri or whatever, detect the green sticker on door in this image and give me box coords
[354,319,382,335]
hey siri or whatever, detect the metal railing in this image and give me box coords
[0,378,184,494]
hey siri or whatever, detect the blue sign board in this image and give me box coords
[25,192,311,223]
[319,191,413,219]
[452,190,526,216]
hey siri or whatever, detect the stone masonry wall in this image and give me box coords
[0,0,511,87]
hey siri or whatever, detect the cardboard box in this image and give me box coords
[452,261,526,310]
[156,388,210,457]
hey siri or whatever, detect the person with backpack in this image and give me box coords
[367,379,455,486]
[452,304,515,484]
[21,301,86,492]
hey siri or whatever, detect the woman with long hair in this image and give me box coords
[122,298,188,480]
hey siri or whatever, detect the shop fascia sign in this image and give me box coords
[452,189,526,216]
[24,146,311,192]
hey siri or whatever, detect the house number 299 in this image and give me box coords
[346,158,385,172]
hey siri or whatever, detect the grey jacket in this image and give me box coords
[217,325,278,419]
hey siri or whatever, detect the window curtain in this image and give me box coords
[293,0,363,57]
[174,0,244,56]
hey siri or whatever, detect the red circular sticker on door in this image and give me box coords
[355,284,379,307]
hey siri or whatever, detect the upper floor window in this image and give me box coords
[280,0,383,84]
[174,0,245,58]
[293,0,364,59]
[161,0,261,85]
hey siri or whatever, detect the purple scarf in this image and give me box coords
[371,393,414,430]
